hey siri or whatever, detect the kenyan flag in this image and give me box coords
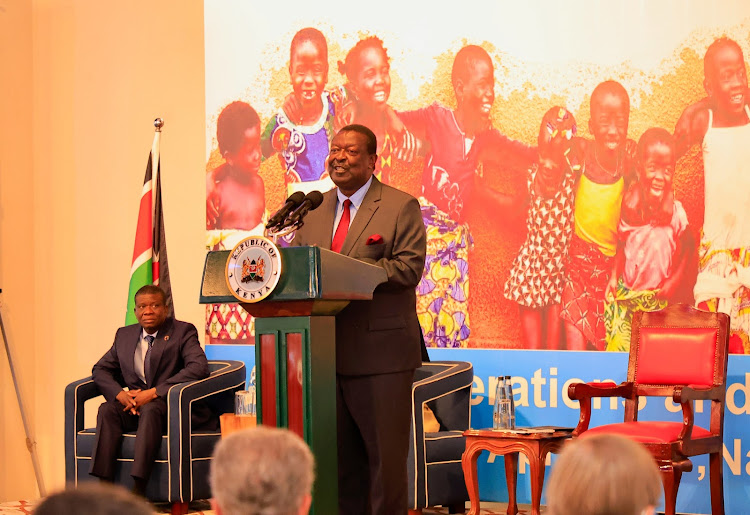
[125,125,174,325]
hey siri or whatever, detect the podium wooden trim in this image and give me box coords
[200,246,386,514]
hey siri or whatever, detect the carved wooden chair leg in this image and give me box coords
[709,451,725,515]
[659,464,683,515]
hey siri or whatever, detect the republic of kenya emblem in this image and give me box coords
[225,236,282,303]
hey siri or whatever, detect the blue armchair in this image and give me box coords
[408,361,473,514]
[65,360,245,513]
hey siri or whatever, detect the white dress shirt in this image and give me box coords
[332,176,374,238]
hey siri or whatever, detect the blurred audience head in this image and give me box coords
[547,434,662,515]
[211,426,315,515]
[34,482,152,515]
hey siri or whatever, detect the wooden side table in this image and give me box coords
[220,413,257,438]
[462,428,573,515]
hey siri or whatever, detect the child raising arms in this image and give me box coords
[604,128,694,351]
[504,107,580,349]
[397,45,535,348]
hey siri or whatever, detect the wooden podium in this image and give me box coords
[200,246,386,514]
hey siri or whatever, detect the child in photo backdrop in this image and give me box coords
[335,36,421,184]
[206,101,266,241]
[205,101,266,344]
[397,45,536,348]
[504,107,581,350]
[674,37,750,353]
[560,80,636,351]
[604,128,694,351]
[261,27,336,195]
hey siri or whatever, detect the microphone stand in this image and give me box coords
[264,220,301,244]
[264,190,322,243]
[0,288,46,496]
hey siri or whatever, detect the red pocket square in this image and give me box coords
[366,234,384,245]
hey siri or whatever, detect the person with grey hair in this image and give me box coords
[210,427,315,515]
[546,433,662,515]
[34,483,152,515]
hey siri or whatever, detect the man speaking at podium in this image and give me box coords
[293,124,427,514]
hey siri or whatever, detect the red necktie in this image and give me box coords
[331,199,352,253]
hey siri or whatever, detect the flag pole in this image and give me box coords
[0,289,46,497]
[125,118,170,324]
[152,118,163,223]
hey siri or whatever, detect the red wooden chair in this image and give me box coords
[568,304,729,515]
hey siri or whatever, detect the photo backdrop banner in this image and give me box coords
[204,0,750,354]
[205,1,750,511]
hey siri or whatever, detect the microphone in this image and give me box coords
[266,191,306,230]
[281,191,324,229]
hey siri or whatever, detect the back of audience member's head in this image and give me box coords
[34,482,152,515]
[547,434,662,515]
[211,427,315,515]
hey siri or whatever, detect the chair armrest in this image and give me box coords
[166,360,245,503]
[412,361,474,433]
[568,381,633,436]
[65,377,101,482]
[673,385,722,403]
[674,394,698,443]
[568,381,632,400]
[166,360,246,412]
[65,377,102,431]
[672,385,723,446]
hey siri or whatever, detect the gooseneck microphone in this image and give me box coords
[266,191,306,230]
[281,190,324,229]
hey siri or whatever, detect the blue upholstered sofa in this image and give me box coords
[65,360,245,512]
[408,361,473,514]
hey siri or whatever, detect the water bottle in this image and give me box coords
[493,376,511,429]
[247,384,257,416]
[492,376,503,429]
[504,375,516,430]
[248,366,257,416]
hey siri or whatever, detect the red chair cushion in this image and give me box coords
[636,327,718,386]
[581,421,713,444]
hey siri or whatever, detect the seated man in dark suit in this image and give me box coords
[89,285,210,495]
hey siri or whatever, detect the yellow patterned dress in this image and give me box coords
[417,198,472,348]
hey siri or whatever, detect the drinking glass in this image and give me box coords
[235,388,256,416]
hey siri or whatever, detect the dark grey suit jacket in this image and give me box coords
[92,318,210,401]
[293,177,427,376]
